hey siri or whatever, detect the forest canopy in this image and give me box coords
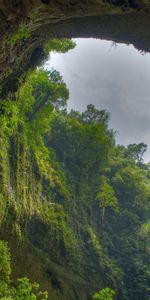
[0,38,150,300]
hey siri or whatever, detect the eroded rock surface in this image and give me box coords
[0,0,150,98]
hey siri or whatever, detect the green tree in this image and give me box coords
[14,277,48,300]
[0,241,11,283]
[44,38,76,56]
[92,288,116,300]
[48,106,113,177]
[81,104,110,126]
[125,143,147,163]
[0,241,48,300]
[139,222,150,260]
[96,178,119,218]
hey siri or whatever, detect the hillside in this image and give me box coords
[0,40,150,300]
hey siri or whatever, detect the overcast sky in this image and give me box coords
[45,38,150,162]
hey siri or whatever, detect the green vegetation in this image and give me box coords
[92,288,116,300]
[0,38,150,299]
[44,39,76,56]
[0,241,48,299]
[9,24,30,47]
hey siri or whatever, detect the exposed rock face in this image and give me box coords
[0,0,150,99]
[0,2,150,300]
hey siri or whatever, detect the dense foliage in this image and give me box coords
[0,241,48,299]
[0,38,150,300]
[92,288,116,300]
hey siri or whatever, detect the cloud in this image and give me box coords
[45,38,150,162]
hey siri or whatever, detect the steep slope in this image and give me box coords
[0,63,150,299]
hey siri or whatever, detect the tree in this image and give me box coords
[0,241,48,300]
[0,241,11,283]
[96,178,119,218]
[92,288,116,300]
[48,110,112,177]
[24,69,69,123]
[81,104,110,126]
[44,38,76,56]
[125,143,147,163]
[139,222,150,260]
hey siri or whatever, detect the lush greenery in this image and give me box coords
[0,38,150,300]
[92,288,116,300]
[9,24,30,47]
[0,241,48,299]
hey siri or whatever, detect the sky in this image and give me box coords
[44,38,150,162]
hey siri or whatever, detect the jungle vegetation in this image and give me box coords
[0,39,150,300]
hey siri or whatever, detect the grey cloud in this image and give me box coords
[45,38,150,162]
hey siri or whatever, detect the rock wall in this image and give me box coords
[0,0,150,99]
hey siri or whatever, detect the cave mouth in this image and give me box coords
[1,0,149,166]
[44,38,150,162]
[1,0,150,100]
[1,2,150,297]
